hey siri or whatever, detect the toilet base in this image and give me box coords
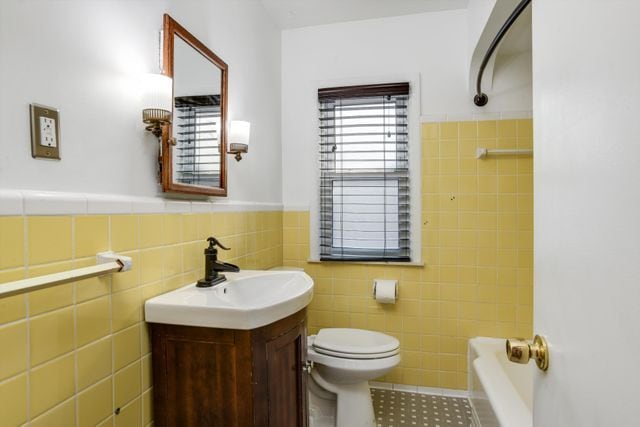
[310,370,376,427]
[308,371,336,427]
[334,381,376,427]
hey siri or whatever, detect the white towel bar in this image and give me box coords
[0,252,132,299]
[476,148,533,159]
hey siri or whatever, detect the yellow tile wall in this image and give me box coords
[0,210,282,426]
[0,119,532,423]
[283,119,534,390]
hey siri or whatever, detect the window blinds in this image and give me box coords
[318,83,410,262]
[174,95,221,187]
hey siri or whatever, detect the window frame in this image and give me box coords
[317,82,413,262]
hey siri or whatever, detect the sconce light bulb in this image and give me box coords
[228,120,250,161]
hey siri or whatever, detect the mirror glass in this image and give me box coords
[162,14,228,196]
[172,36,222,188]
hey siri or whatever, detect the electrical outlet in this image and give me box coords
[39,116,57,147]
[30,103,61,159]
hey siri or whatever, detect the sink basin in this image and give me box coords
[144,270,314,330]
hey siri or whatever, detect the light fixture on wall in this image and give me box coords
[228,120,251,161]
[141,73,173,139]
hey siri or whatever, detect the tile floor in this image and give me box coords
[371,388,473,427]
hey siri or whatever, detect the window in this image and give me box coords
[318,83,410,261]
[173,95,221,187]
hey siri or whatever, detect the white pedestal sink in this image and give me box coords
[144,270,314,329]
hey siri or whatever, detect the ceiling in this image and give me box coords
[260,0,530,55]
[261,0,470,29]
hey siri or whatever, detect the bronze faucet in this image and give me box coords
[196,237,239,288]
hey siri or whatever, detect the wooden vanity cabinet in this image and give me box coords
[150,309,308,427]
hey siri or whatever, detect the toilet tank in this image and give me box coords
[269,266,304,271]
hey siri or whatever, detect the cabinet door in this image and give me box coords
[265,321,308,427]
[151,324,253,427]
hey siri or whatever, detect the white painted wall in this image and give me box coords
[281,9,532,208]
[0,0,282,204]
[532,1,640,425]
[467,0,497,91]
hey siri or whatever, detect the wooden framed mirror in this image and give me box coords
[161,14,228,196]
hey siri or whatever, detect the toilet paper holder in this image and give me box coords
[372,279,398,301]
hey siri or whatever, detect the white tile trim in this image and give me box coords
[86,194,134,214]
[416,386,444,396]
[392,383,419,393]
[369,381,393,390]
[164,201,192,213]
[499,110,533,120]
[470,112,502,121]
[370,382,469,398]
[445,112,475,122]
[23,191,87,215]
[420,110,533,123]
[209,201,283,212]
[283,204,310,212]
[132,197,166,214]
[436,388,469,398]
[0,190,283,216]
[191,202,214,213]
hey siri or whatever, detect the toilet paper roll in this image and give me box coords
[373,279,398,304]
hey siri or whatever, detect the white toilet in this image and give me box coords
[307,328,401,427]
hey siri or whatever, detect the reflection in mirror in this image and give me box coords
[173,36,223,188]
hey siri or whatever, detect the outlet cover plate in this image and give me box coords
[30,103,61,160]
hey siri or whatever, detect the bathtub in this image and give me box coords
[468,337,533,427]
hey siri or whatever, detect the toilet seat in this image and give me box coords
[307,345,401,384]
[313,346,399,359]
[311,328,400,360]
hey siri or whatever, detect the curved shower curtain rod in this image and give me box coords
[474,0,532,107]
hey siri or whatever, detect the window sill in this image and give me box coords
[306,259,424,268]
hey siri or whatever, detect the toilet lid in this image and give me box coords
[312,328,399,357]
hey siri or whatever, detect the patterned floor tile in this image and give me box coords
[371,388,473,427]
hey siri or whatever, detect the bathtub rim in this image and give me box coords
[468,337,533,427]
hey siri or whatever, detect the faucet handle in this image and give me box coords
[207,237,230,250]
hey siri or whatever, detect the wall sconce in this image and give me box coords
[228,120,251,161]
[141,73,173,139]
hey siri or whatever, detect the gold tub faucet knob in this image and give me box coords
[506,335,549,371]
